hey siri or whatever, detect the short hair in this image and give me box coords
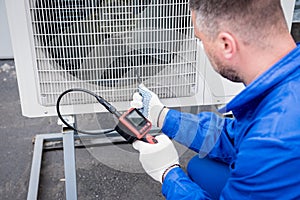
[189,0,288,45]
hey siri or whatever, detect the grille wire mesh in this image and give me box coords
[29,0,198,106]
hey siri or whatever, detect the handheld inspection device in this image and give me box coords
[56,88,158,144]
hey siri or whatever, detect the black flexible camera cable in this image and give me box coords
[56,88,121,135]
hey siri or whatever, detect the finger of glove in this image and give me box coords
[132,140,140,151]
[132,139,152,152]
[138,83,149,91]
[132,92,143,101]
[138,84,153,97]
[137,90,151,118]
[155,134,172,145]
[132,135,168,153]
[133,135,171,154]
[130,100,143,109]
[138,85,160,106]
[155,135,179,159]
[131,92,143,109]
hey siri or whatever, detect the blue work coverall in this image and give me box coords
[161,44,300,199]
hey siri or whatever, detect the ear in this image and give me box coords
[217,32,237,60]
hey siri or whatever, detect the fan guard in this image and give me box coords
[30,0,197,105]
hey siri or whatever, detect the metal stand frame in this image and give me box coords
[27,131,77,200]
[26,116,160,200]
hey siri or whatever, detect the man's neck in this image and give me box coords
[241,35,296,85]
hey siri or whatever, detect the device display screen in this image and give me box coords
[125,109,148,132]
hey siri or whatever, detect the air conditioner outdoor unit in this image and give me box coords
[5,0,295,118]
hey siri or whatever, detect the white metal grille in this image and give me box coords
[28,0,197,106]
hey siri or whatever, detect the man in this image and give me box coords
[132,0,300,199]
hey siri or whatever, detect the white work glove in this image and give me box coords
[133,134,180,183]
[131,84,165,127]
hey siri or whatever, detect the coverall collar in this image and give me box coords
[219,43,300,116]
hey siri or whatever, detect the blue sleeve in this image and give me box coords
[162,167,211,200]
[162,109,236,163]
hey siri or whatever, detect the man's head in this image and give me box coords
[189,0,295,84]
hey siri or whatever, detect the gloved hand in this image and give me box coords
[133,134,180,183]
[131,84,166,127]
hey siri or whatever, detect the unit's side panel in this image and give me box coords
[282,0,296,30]
[5,0,42,116]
